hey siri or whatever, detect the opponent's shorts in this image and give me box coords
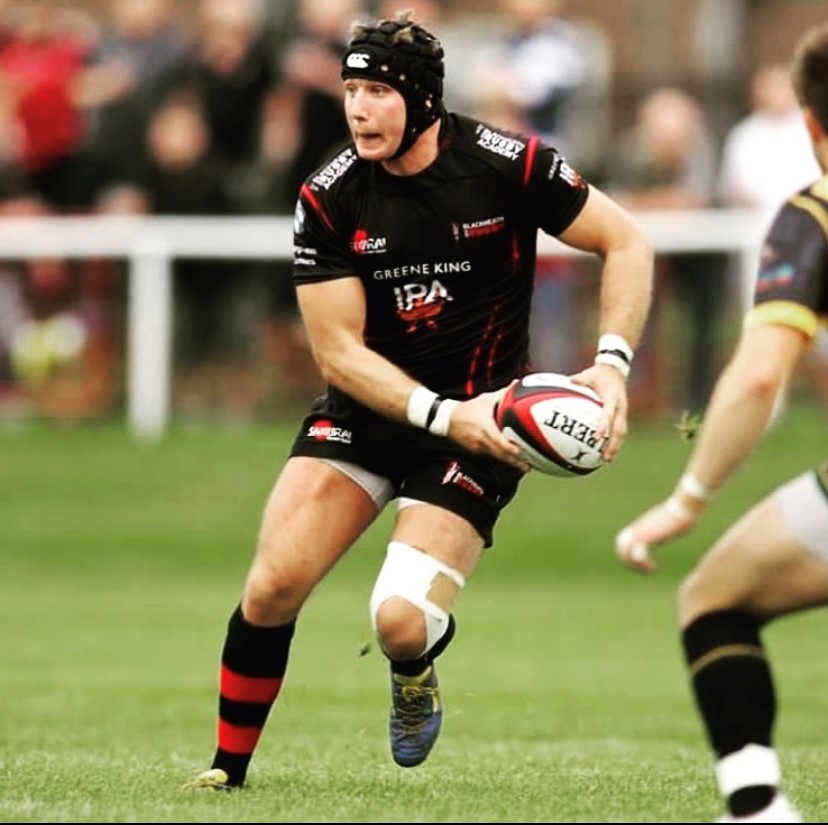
[773,464,828,559]
[289,395,524,547]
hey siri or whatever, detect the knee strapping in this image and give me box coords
[370,540,465,653]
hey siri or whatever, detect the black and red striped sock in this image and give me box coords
[210,604,296,787]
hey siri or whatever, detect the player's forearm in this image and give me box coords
[678,361,780,505]
[596,239,653,351]
[316,342,423,425]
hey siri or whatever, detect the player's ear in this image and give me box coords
[803,106,824,144]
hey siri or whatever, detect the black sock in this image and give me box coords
[682,610,777,816]
[211,605,296,786]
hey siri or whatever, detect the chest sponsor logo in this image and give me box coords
[307,419,353,444]
[372,260,472,280]
[394,281,453,331]
[351,228,387,255]
[455,216,505,239]
[475,125,525,161]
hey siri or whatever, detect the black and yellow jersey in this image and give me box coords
[747,174,828,340]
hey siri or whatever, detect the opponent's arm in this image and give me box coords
[556,185,655,460]
[296,277,528,469]
[615,322,808,573]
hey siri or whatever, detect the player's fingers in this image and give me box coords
[615,526,657,574]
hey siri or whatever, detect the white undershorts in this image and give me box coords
[773,470,828,559]
[322,458,422,513]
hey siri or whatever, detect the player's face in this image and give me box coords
[343,78,407,160]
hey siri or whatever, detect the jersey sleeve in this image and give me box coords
[524,142,590,237]
[744,194,828,341]
[292,183,356,286]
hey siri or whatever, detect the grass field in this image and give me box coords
[2,401,827,823]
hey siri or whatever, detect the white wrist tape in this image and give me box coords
[665,495,693,520]
[407,386,440,429]
[406,386,458,437]
[679,472,714,503]
[594,351,631,378]
[597,333,634,364]
[429,399,459,437]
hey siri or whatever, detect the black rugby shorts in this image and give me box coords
[289,401,524,547]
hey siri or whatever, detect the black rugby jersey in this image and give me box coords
[293,113,589,400]
[747,174,828,339]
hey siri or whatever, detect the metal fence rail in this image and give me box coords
[0,209,773,439]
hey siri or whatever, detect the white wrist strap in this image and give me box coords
[595,333,633,378]
[679,472,714,503]
[407,386,440,429]
[594,352,631,378]
[430,399,459,437]
[597,333,634,363]
[665,496,693,520]
[406,386,457,437]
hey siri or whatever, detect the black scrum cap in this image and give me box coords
[341,13,445,158]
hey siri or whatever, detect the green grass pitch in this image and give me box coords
[2,402,827,822]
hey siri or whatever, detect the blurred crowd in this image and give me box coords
[0,0,820,425]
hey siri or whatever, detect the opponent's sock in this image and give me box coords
[682,610,778,817]
[210,604,295,787]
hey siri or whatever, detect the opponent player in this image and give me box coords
[615,22,828,824]
[185,8,653,790]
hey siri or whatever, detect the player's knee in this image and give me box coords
[374,595,428,659]
[370,540,465,660]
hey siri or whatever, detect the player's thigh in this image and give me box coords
[255,456,383,585]
[392,502,485,580]
[679,472,828,623]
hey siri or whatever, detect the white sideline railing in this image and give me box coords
[0,209,773,440]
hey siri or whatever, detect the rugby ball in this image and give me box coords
[495,372,606,477]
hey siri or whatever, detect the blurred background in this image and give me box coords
[0,0,826,437]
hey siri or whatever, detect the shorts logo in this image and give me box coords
[308,419,353,444]
[346,52,371,69]
[441,461,484,498]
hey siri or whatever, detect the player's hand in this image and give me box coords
[614,497,699,574]
[569,363,628,462]
[449,384,531,472]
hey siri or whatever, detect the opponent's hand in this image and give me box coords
[614,496,700,574]
[569,363,629,462]
[448,384,531,473]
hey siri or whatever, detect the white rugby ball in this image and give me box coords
[495,372,607,477]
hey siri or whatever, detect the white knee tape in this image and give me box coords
[370,540,466,652]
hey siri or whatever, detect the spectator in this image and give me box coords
[144,0,280,176]
[718,62,821,212]
[607,86,729,415]
[74,0,191,198]
[278,0,361,203]
[0,1,94,210]
[132,88,267,420]
[469,0,589,157]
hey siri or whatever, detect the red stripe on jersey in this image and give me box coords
[465,303,501,395]
[300,183,335,233]
[523,136,540,187]
[220,665,282,703]
[217,718,263,754]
